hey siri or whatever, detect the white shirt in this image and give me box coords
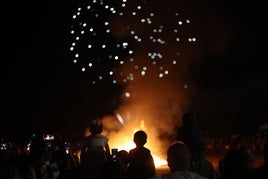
[150,171,207,179]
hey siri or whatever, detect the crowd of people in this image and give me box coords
[0,113,267,179]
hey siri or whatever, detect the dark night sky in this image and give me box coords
[1,0,267,142]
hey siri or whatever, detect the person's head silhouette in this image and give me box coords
[182,112,197,127]
[167,141,191,172]
[133,130,147,147]
[90,118,103,135]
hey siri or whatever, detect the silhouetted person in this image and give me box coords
[176,112,206,161]
[127,130,156,179]
[100,149,127,179]
[40,134,71,179]
[219,144,258,179]
[0,139,19,179]
[176,113,212,178]
[256,140,268,179]
[19,134,47,179]
[79,118,110,179]
[118,150,128,170]
[150,141,206,179]
[190,153,215,179]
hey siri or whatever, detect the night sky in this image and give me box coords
[1,0,268,142]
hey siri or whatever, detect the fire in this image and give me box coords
[107,120,168,168]
[114,139,167,168]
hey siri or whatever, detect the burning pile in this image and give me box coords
[103,117,167,168]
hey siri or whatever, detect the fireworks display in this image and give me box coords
[69,0,197,85]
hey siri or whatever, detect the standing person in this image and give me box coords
[176,112,214,179]
[150,141,207,179]
[79,118,110,179]
[176,112,206,160]
[127,130,156,179]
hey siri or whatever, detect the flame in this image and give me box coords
[107,120,167,168]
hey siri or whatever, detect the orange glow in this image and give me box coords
[105,120,168,168]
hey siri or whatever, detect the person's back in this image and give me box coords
[100,151,127,179]
[127,130,155,179]
[150,141,206,179]
[156,171,207,179]
[191,159,215,179]
[79,118,110,179]
[220,144,258,179]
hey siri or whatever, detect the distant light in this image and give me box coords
[82,68,85,72]
[125,92,130,98]
[141,71,146,76]
[184,84,188,88]
[69,1,197,83]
